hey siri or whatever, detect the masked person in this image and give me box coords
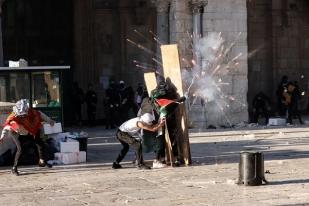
[276,75,289,116]
[252,92,271,124]
[85,83,98,127]
[105,81,121,128]
[112,113,165,170]
[0,99,55,176]
[285,81,304,125]
[150,79,186,166]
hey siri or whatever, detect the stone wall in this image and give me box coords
[248,0,309,114]
[271,0,309,110]
[247,0,273,114]
[170,0,192,60]
[73,0,156,121]
[202,0,249,126]
[165,0,248,127]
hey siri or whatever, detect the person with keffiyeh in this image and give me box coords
[150,79,186,166]
[0,99,55,176]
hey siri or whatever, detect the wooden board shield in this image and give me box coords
[143,72,157,96]
[160,44,191,166]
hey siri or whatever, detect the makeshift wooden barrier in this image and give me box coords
[144,72,157,96]
[160,44,191,166]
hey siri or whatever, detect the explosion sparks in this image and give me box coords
[127,30,246,128]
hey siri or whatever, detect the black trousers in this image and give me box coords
[14,134,46,167]
[87,107,96,126]
[166,115,179,158]
[155,134,166,160]
[252,107,269,124]
[287,104,303,124]
[106,106,119,128]
[115,130,143,165]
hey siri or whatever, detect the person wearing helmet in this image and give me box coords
[0,99,55,176]
[112,113,165,170]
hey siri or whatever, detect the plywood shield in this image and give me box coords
[144,72,157,96]
[161,44,191,165]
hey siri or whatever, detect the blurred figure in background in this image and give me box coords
[72,82,84,126]
[105,81,120,129]
[286,81,304,125]
[276,75,289,116]
[252,91,271,125]
[85,83,98,127]
[136,83,144,109]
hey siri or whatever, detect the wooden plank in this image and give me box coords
[164,122,174,166]
[160,44,191,166]
[143,72,157,96]
[160,45,184,96]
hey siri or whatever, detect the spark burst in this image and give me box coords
[127,29,246,128]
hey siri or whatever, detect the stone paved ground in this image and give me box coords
[1,126,309,205]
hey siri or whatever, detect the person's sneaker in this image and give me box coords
[112,162,122,169]
[137,164,151,170]
[46,163,53,168]
[152,160,167,169]
[11,167,19,176]
[38,161,46,167]
[38,161,53,168]
[173,160,180,167]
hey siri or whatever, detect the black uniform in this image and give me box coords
[85,85,98,126]
[252,92,271,124]
[72,82,84,126]
[105,82,121,128]
[150,80,181,163]
[286,82,303,124]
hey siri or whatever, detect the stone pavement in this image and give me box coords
[1,125,309,205]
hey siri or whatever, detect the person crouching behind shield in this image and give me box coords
[112,113,165,170]
[0,99,55,176]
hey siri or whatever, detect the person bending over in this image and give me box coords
[0,99,55,176]
[112,113,165,170]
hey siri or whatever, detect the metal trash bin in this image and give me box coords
[238,151,267,186]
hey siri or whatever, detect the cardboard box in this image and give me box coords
[60,141,79,153]
[43,122,62,134]
[54,151,86,164]
[8,59,28,67]
[9,60,19,67]
[268,118,286,126]
[48,132,70,152]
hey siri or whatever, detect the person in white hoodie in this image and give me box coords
[112,113,165,170]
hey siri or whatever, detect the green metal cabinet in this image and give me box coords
[0,66,70,124]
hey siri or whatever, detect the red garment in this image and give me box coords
[4,108,42,137]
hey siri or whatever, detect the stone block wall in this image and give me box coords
[248,0,309,114]
[272,0,309,110]
[167,0,248,127]
[247,0,273,116]
[202,0,249,126]
[170,0,193,60]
